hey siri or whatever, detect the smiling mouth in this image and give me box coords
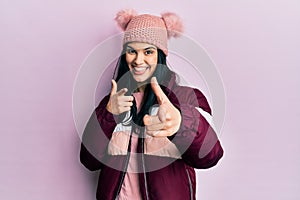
[133,66,149,75]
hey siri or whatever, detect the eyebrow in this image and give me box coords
[126,46,157,50]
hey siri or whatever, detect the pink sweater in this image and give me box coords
[118,92,143,200]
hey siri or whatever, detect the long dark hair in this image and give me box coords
[113,47,177,132]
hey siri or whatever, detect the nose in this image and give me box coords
[134,52,144,65]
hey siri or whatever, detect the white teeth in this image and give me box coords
[134,67,147,71]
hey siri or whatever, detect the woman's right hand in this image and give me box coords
[106,79,134,115]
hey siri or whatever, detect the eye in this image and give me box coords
[126,49,136,55]
[145,50,154,55]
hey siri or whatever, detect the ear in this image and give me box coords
[161,12,184,38]
[115,9,138,31]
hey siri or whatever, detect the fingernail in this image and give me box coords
[151,77,157,83]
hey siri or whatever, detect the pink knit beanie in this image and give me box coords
[115,9,184,56]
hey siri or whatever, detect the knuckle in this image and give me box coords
[165,121,172,128]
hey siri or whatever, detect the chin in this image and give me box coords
[133,76,148,83]
[135,79,147,84]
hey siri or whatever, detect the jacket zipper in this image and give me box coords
[141,136,149,200]
[114,130,133,200]
[186,168,193,200]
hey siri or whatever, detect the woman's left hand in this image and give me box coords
[143,77,182,137]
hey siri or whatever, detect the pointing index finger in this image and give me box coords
[151,77,168,104]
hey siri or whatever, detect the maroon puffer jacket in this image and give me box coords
[80,79,224,200]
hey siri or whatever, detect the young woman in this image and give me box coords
[80,9,224,200]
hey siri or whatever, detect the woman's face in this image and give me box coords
[125,42,158,83]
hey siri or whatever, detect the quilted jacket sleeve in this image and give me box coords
[80,95,117,171]
[169,87,224,169]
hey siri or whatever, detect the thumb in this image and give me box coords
[110,79,117,96]
[151,77,168,105]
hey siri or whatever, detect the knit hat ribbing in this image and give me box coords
[115,9,184,56]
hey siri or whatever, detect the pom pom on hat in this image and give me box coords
[115,9,138,31]
[161,12,184,38]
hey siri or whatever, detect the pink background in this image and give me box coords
[1,0,299,199]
